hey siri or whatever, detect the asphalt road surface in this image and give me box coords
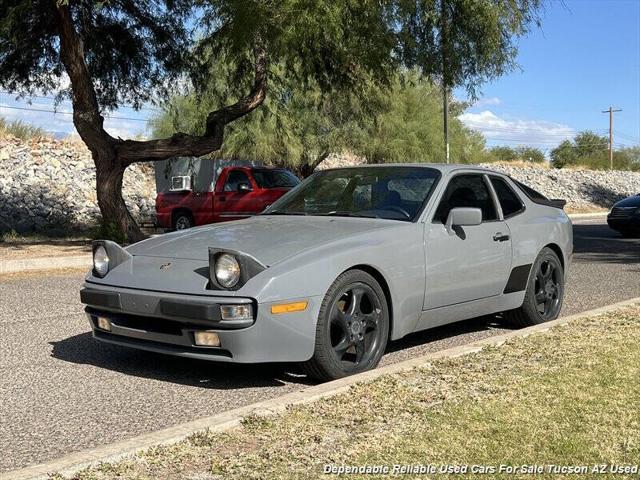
[1,218,638,473]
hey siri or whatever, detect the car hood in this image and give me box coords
[127,215,400,266]
[614,194,640,208]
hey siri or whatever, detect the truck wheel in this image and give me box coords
[301,270,389,381]
[504,247,564,327]
[172,212,193,231]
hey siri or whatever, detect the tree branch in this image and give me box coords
[55,3,113,152]
[117,40,268,164]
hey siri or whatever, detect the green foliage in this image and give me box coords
[357,73,490,164]
[488,146,545,163]
[0,116,48,141]
[90,218,127,244]
[550,131,638,170]
[396,0,543,97]
[0,1,191,110]
[152,70,491,168]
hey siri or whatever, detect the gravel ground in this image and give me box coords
[1,218,638,473]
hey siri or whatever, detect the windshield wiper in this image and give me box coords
[320,211,380,219]
[262,210,308,216]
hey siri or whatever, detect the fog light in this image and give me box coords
[194,331,221,347]
[220,304,253,321]
[96,316,111,331]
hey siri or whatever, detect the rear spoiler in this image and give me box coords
[547,199,567,210]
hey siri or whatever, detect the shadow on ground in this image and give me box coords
[573,223,640,265]
[50,332,313,389]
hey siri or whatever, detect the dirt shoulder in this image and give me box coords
[0,238,91,261]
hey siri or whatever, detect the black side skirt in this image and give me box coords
[503,264,532,294]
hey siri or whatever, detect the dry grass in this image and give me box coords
[51,305,640,480]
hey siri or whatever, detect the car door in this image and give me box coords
[214,169,260,222]
[423,173,512,310]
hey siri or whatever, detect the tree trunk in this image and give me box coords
[94,152,145,243]
[55,5,267,243]
[296,151,330,178]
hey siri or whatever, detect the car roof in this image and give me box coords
[319,163,504,176]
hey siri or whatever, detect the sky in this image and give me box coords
[1,0,639,152]
[458,0,640,153]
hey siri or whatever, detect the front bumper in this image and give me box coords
[607,215,640,231]
[81,284,321,363]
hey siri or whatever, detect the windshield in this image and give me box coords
[263,166,440,221]
[252,170,300,188]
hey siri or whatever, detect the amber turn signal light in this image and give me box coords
[271,301,308,315]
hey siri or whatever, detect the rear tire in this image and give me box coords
[172,211,194,231]
[504,247,564,327]
[301,270,389,381]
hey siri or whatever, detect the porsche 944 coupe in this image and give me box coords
[81,165,572,380]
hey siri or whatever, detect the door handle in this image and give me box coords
[493,233,510,242]
[219,196,226,202]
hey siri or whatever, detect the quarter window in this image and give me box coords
[434,174,498,223]
[490,177,524,218]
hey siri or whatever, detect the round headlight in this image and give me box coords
[93,245,109,277]
[215,254,241,288]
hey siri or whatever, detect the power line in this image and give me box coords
[0,90,160,112]
[0,104,150,123]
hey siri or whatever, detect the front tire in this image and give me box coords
[505,247,565,327]
[302,270,389,381]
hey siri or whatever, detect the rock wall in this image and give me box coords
[0,137,156,235]
[2,137,639,236]
[478,163,640,212]
[318,156,640,213]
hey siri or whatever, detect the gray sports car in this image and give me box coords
[81,165,572,380]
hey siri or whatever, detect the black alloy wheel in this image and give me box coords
[533,258,562,320]
[302,270,389,381]
[505,247,565,327]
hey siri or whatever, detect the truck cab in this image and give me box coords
[156,166,300,230]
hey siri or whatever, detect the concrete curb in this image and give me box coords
[3,296,639,480]
[0,255,91,275]
[567,212,607,220]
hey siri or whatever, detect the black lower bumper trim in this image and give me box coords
[80,288,122,309]
[94,329,233,358]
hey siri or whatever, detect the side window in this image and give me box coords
[490,177,524,218]
[434,174,498,223]
[224,170,251,192]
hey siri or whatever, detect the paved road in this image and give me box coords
[1,218,638,473]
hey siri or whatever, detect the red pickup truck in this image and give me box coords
[156,166,300,230]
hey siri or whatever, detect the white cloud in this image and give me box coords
[458,110,575,147]
[474,96,502,107]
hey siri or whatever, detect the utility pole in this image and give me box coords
[601,106,622,170]
[441,0,450,164]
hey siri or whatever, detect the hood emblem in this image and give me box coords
[160,262,172,270]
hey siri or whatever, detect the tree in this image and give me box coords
[551,131,608,169]
[514,146,545,163]
[151,59,383,177]
[550,140,576,169]
[357,72,490,164]
[1,0,544,241]
[1,1,397,241]
[489,146,517,162]
[153,70,489,170]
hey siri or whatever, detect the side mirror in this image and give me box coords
[237,182,253,192]
[446,207,482,233]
